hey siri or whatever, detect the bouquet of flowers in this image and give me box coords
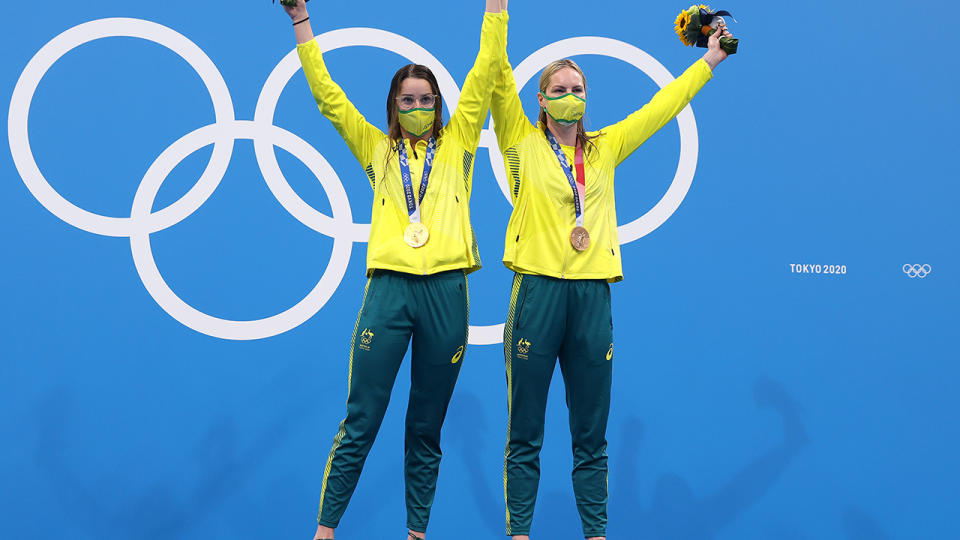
[674,4,738,55]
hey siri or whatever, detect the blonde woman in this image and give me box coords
[278,1,506,538]
[491,7,734,539]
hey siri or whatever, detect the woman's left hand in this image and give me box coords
[702,19,734,70]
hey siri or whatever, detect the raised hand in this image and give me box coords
[277,0,308,21]
[279,0,314,44]
[702,19,734,69]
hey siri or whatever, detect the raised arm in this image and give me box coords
[284,0,315,46]
[282,0,385,176]
[490,9,534,155]
[442,1,507,150]
[606,23,733,165]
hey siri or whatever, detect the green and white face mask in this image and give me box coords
[398,107,435,137]
[540,92,586,125]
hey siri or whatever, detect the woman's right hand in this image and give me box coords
[283,0,314,44]
[281,0,308,22]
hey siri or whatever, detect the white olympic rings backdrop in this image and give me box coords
[903,264,932,279]
[8,18,699,344]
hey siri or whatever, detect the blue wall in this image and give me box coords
[2,1,956,538]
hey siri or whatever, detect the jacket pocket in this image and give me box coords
[513,200,528,245]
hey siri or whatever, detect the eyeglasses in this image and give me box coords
[396,94,437,110]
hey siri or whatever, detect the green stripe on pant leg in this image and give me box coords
[502,273,523,535]
[318,272,414,528]
[463,271,470,351]
[317,277,371,523]
[509,275,597,535]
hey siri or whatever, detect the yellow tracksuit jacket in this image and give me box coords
[298,12,506,275]
[492,24,713,282]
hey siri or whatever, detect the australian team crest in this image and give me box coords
[359,328,375,351]
[517,338,531,357]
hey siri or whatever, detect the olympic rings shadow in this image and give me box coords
[445,377,838,538]
[31,373,313,539]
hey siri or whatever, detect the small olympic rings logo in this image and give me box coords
[10,18,700,344]
[903,264,932,279]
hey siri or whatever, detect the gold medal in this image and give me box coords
[404,222,429,248]
[570,226,590,251]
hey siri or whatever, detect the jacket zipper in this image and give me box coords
[560,230,570,279]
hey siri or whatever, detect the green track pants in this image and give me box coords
[317,269,469,532]
[503,273,614,538]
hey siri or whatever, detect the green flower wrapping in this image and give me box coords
[674,4,738,55]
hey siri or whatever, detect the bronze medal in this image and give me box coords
[570,226,590,251]
[404,222,429,248]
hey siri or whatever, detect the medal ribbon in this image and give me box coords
[545,130,586,227]
[397,137,436,224]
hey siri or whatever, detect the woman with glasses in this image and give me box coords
[490,7,734,540]
[278,1,506,538]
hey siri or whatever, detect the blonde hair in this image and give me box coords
[538,59,599,154]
